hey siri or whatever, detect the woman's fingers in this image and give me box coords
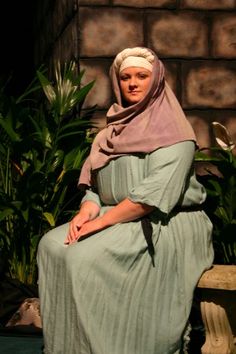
[76,217,104,240]
[65,213,90,244]
[70,219,79,238]
[64,212,104,245]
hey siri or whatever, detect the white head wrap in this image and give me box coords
[119,56,153,72]
[113,47,154,74]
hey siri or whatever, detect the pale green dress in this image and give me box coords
[37,141,214,354]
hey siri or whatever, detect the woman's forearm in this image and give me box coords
[79,200,101,220]
[68,198,154,243]
[100,198,154,228]
[65,200,101,244]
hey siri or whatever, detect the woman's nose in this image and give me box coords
[129,77,138,88]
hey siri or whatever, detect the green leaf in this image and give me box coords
[72,81,95,103]
[0,116,21,142]
[0,208,14,221]
[0,61,95,283]
[43,212,55,227]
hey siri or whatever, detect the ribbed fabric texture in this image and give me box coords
[37,141,214,354]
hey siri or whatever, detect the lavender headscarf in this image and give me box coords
[79,47,196,187]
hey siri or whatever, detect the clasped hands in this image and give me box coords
[64,211,104,245]
[64,198,149,245]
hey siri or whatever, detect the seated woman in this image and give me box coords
[37,47,214,354]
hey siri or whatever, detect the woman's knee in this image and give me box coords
[37,223,69,259]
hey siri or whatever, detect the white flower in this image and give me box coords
[212,121,235,151]
[43,84,56,104]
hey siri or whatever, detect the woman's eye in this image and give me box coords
[120,76,129,81]
[138,74,148,79]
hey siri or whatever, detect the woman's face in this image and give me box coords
[119,67,152,105]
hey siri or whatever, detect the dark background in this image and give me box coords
[0,1,36,95]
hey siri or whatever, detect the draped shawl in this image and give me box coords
[79,48,196,187]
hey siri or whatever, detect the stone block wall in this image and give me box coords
[34,0,236,149]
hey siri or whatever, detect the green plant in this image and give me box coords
[0,61,95,284]
[195,122,236,265]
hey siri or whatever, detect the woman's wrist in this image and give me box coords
[80,201,101,220]
[96,215,112,229]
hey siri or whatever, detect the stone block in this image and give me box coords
[182,62,236,108]
[225,116,236,146]
[181,0,235,9]
[113,0,176,7]
[79,8,143,57]
[79,0,109,4]
[147,11,208,57]
[52,0,77,38]
[90,111,107,130]
[212,14,236,58]
[51,17,78,65]
[80,59,112,109]
[162,60,178,96]
[186,112,213,149]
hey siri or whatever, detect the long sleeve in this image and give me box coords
[80,189,102,208]
[128,141,200,214]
